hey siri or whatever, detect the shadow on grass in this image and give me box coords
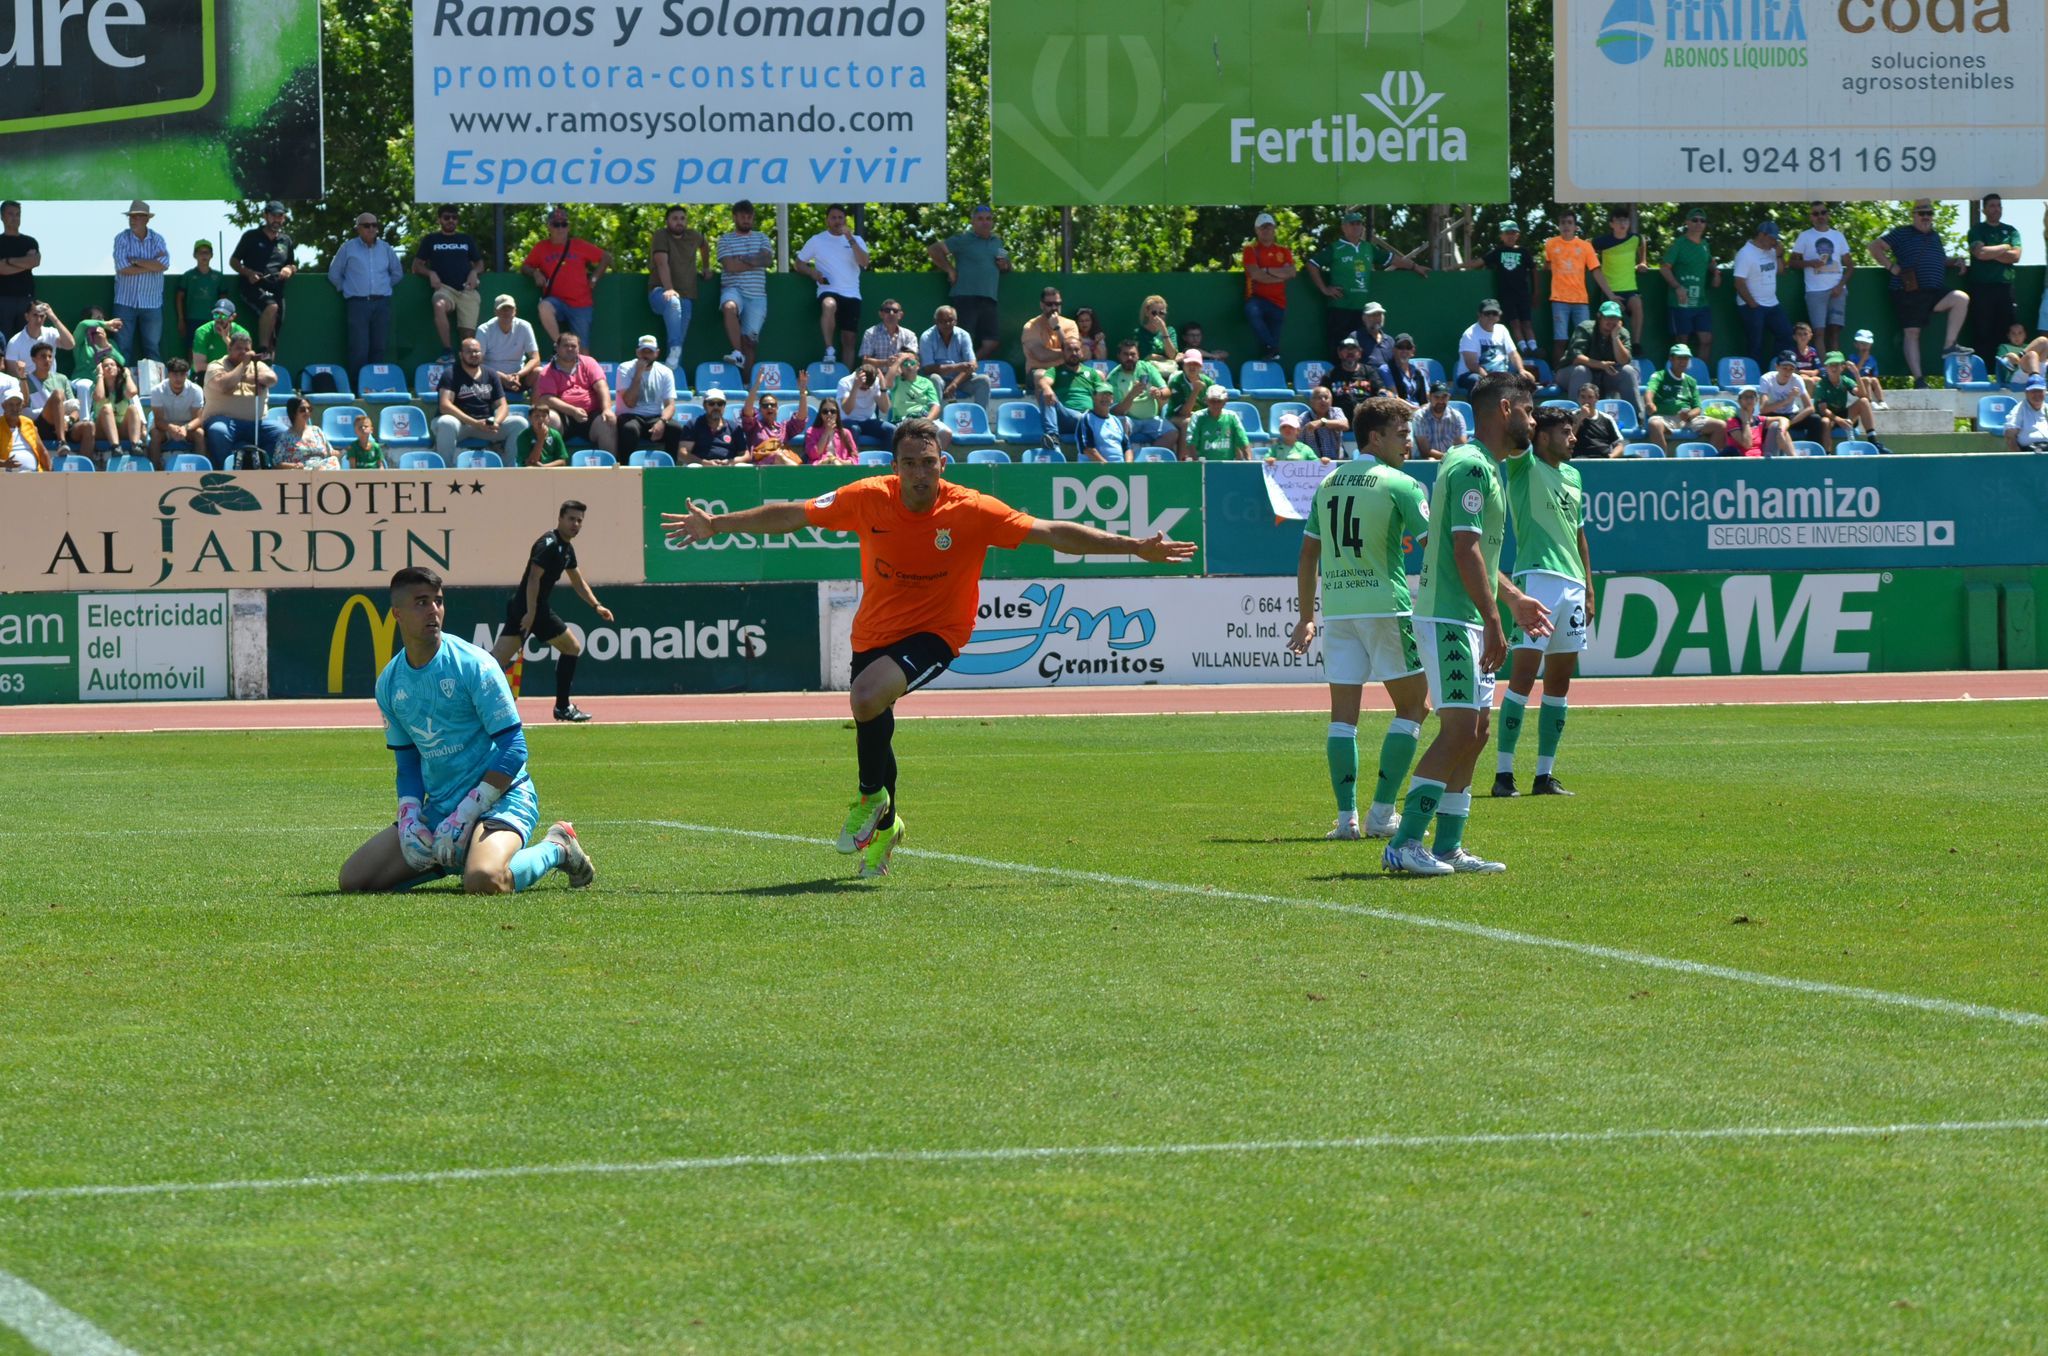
[700,876,871,898]
[1205,836,1354,846]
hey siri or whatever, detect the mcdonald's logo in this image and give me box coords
[327,593,398,694]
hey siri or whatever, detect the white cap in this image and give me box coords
[635,334,659,352]
[1253,212,1277,228]
[1276,412,1301,429]
[1204,384,1228,401]
[0,373,21,404]
[704,388,727,402]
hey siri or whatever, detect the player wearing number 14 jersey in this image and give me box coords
[1288,398,1432,842]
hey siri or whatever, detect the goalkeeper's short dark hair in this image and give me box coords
[390,566,443,594]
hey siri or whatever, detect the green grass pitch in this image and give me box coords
[4,701,2047,1353]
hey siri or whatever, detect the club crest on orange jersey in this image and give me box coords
[934,528,953,551]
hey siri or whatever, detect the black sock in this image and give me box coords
[555,652,578,708]
[855,709,897,824]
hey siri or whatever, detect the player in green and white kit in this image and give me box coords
[1288,398,1431,840]
[1385,371,1552,876]
[1495,405,1594,798]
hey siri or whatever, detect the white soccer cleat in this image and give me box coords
[1326,817,1362,841]
[822,346,837,365]
[1383,840,1454,876]
[1364,806,1401,839]
[665,346,682,368]
[1435,847,1506,875]
[546,821,596,888]
[725,348,744,366]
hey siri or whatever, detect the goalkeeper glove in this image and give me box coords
[396,798,437,873]
[432,781,504,869]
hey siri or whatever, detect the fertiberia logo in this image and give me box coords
[0,0,217,133]
[1597,0,1657,64]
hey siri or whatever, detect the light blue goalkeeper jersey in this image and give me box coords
[375,634,526,810]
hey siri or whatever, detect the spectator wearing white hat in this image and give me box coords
[329,211,404,378]
[614,334,680,463]
[684,386,745,464]
[1267,410,1318,461]
[1243,212,1296,362]
[111,200,169,361]
[1847,327,1887,410]
[477,294,541,391]
[2005,375,2048,451]
[1185,384,1250,461]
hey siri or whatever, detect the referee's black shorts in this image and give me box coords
[504,596,569,644]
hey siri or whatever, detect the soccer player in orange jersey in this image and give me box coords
[663,417,1196,876]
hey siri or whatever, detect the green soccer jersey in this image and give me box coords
[1415,443,1507,625]
[1312,239,1388,308]
[1108,361,1170,419]
[1502,452,1585,584]
[1814,369,1856,413]
[177,268,225,328]
[1307,460,1430,618]
[1663,236,1712,302]
[1044,364,1108,413]
[1188,411,1248,460]
[1645,368,1700,419]
[1967,221,2021,286]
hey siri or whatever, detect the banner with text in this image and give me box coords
[990,0,1508,205]
[267,583,820,698]
[643,464,1204,581]
[0,0,322,199]
[1554,0,2048,200]
[0,593,230,704]
[1,470,644,593]
[412,0,946,202]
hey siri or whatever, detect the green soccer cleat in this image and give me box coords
[837,789,891,854]
[858,815,906,878]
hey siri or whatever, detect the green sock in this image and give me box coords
[1326,721,1359,814]
[1496,690,1528,775]
[1433,791,1471,855]
[1537,696,1568,773]
[1390,778,1445,847]
[1373,718,1422,813]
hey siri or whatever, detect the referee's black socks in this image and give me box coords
[555,653,579,709]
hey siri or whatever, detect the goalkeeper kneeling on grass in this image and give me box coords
[339,566,595,895]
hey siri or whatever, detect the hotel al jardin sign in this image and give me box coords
[0,470,644,592]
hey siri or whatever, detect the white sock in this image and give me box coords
[1536,755,1556,777]
[1387,717,1422,739]
[1328,721,1357,739]
[1368,801,1394,819]
[1497,751,1515,775]
[1438,791,1472,817]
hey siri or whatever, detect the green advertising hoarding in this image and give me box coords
[266,585,822,699]
[0,0,322,198]
[642,465,1204,583]
[0,592,232,704]
[990,0,1510,205]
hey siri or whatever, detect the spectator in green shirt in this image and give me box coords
[175,241,224,354]
[1035,344,1107,446]
[1660,209,1718,366]
[344,412,384,469]
[888,352,950,452]
[925,206,1010,359]
[1814,351,1877,451]
[1185,385,1250,461]
[1968,193,2023,361]
[191,300,250,374]
[1307,211,1428,359]
[1643,344,1723,453]
[522,406,572,467]
[1131,294,1177,363]
[1108,337,1175,447]
[1265,411,1318,461]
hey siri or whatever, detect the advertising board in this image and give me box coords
[0,593,231,704]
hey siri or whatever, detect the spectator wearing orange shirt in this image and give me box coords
[1243,212,1297,362]
[1542,210,1611,366]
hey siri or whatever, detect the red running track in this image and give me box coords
[3,672,2045,736]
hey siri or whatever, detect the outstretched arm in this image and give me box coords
[1022,518,1196,562]
[662,499,811,544]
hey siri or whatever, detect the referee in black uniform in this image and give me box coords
[490,499,612,722]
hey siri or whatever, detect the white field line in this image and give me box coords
[629,820,2048,1031]
[6,1118,2048,1206]
[0,1269,140,1356]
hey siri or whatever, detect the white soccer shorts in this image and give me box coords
[1512,573,1590,656]
[1321,615,1423,686]
[1416,618,1497,711]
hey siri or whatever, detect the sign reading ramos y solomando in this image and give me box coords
[1555,0,2048,200]
[412,0,946,203]
[990,0,1508,206]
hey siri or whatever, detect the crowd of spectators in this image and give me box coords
[2,195,2042,473]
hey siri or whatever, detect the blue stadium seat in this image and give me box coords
[379,404,432,448]
[168,453,212,473]
[107,454,154,472]
[1201,360,1236,394]
[1540,398,1577,411]
[1085,359,1113,376]
[1414,357,1446,387]
[1790,440,1827,457]
[627,449,674,467]
[858,450,894,465]
[55,453,94,471]
[1292,360,1331,393]
[298,363,354,405]
[754,361,800,397]
[1525,356,1555,385]
[941,402,997,447]
[413,362,450,400]
[356,363,407,398]
[1633,357,1656,386]
[1977,394,2017,430]
[694,360,746,395]
[1834,440,1880,455]
[1134,447,1176,462]
[806,360,849,391]
[979,359,1021,398]
[399,451,446,469]
[966,448,1011,465]
[1225,400,1269,444]
[457,449,506,469]
[571,449,617,468]
[1673,442,1716,458]
[268,365,295,396]
[1236,360,1292,399]
[1716,357,1759,388]
[1020,447,1067,463]
[1623,442,1667,459]
[1598,399,1640,435]
[674,401,705,425]
[1447,400,1475,428]
[1946,353,1994,392]
[321,405,368,444]
[993,400,1042,444]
